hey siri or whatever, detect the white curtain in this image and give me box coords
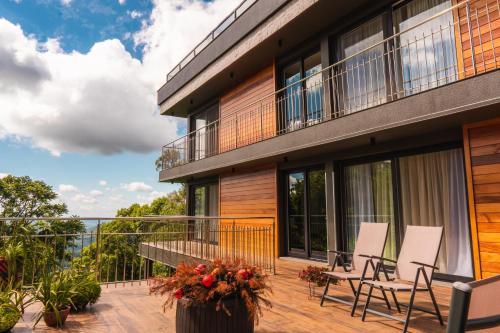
[399,149,473,277]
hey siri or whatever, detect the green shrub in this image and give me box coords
[0,292,21,333]
[69,271,101,311]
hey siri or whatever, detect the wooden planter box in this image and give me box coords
[176,297,254,333]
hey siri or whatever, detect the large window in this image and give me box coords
[287,168,327,259]
[190,182,219,242]
[393,0,457,95]
[279,51,324,133]
[342,148,473,278]
[189,104,219,161]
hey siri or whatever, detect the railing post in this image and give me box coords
[232,219,236,261]
[272,218,276,275]
[95,219,101,282]
[465,1,477,76]
[235,116,238,149]
[260,101,264,140]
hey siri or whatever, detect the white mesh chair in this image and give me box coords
[320,222,395,314]
[355,225,444,333]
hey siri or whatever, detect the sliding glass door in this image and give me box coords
[341,147,473,278]
[191,183,219,243]
[287,168,327,259]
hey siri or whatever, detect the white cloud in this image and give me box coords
[0,0,236,157]
[0,173,9,179]
[121,181,153,192]
[90,190,103,196]
[72,193,97,204]
[61,0,73,6]
[58,184,78,193]
[99,180,107,186]
[127,10,143,19]
[118,0,126,5]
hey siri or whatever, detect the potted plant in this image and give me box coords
[298,265,334,298]
[69,270,101,312]
[32,270,77,328]
[150,259,272,333]
[0,291,21,333]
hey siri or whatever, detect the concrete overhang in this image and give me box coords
[159,70,500,182]
[157,0,390,117]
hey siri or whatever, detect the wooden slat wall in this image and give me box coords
[219,164,278,257]
[463,118,500,279]
[454,0,500,78]
[219,65,276,153]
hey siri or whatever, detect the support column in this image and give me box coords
[325,161,337,265]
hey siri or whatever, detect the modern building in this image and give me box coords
[157,0,500,282]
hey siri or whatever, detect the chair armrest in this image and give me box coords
[358,254,371,258]
[411,261,439,270]
[327,250,352,256]
[370,255,397,264]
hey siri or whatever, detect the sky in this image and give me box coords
[0,0,237,216]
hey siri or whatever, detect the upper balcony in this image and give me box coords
[159,0,500,182]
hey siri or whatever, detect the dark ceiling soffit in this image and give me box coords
[156,0,290,108]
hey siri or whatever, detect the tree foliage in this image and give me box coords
[0,175,67,218]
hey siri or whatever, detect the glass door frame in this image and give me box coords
[188,180,219,244]
[284,165,327,260]
[335,141,474,282]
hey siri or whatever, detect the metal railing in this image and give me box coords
[160,0,500,171]
[165,0,258,82]
[0,216,276,287]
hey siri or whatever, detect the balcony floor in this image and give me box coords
[14,258,451,332]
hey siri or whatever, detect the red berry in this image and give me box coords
[174,289,183,300]
[237,269,249,280]
[202,274,214,288]
[195,264,206,274]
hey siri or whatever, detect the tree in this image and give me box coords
[0,176,67,218]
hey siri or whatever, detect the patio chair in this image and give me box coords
[320,222,395,313]
[355,225,444,333]
[446,274,500,333]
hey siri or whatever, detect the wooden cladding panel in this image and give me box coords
[219,65,276,153]
[464,118,500,279]
[454,0,500,78]
[219,164,278,257]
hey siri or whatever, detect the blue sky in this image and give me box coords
[0,0,235,216]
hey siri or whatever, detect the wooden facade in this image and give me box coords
[219,164,278,256]
[454,0,500,78]
[219,64,276,153]
[463,117,500,279]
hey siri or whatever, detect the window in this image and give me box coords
[279,50,324,133]
[190,182,219,242]
[337,15,387,115]
[342,148,473,278]
[393,0,457,95]
[189,104,219,161]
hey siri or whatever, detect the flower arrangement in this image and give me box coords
[298,266,334,298]
[149,259,272,322]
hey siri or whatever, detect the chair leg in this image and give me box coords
[428,287,444,325]
[379,287,392,310]
[351,280,364,317]
[390,288,401,313]
[320,277,331,306]
[361,284,374,322]
[402,288,417,333]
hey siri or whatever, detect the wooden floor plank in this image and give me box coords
[13,259,451,333]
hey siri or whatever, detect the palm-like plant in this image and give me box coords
[32,270,77,328]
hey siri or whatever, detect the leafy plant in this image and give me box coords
[32,270,77,328]
[0,291,21,333]
[149,259,272,323]
[298,265,330,287]
[69,270,101,311]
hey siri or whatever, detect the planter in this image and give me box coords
[176,297,254,333]
[43,306,71,328]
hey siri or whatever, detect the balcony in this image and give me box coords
[13,259,452,332]
[160,0,500,176]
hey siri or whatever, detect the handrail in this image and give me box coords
[165,0,257,82]
[160,0,499,171]
[0,216,275,222]
[163,0,469,140]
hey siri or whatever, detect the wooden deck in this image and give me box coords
[13,258,451,332]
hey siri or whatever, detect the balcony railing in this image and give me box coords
[161,0,500,172]
[165,0,258,82]
[0,216,276,286]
